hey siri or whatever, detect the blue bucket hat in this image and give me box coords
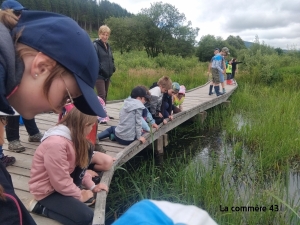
[1,0,27,10]
[12,11,106,117]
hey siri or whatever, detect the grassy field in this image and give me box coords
[107,51,208,100]
[104,51,300,224]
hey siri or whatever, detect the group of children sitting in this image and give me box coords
[26,75,185,224]
[97,76,186,145]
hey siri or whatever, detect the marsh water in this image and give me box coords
[106,117,300,224]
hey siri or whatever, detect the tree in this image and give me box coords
[196,35,220,62]
[140,1,199,57]
[226,35,246,50]
[105,16,144,54]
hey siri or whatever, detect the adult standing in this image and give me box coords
[93,25,116,104]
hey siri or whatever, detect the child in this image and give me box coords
[28,108,108,225]
[161,82,180,121]
[172,85,186,113]
[146,76,172,125]
[208,48,219,95]
[1,10,106,119]
[211,47,230,96]
[98,86,150,145]
[97,96,110,124]
[1,9,106,225]
[226,60,233,85]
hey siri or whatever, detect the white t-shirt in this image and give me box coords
[149,86,162,97]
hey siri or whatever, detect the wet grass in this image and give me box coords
[104,54,300,224]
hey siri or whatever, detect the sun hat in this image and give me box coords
[1,0,27,10]
[131,86,151,101]
[12,11,106,117]
[172,82,180,92]
[179,85,186,94]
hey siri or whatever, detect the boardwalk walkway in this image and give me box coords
[3,81,237,225]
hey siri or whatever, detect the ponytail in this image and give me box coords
[0,9,18,30]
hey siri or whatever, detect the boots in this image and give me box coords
[208,85,214,95]
[214,86,223,96]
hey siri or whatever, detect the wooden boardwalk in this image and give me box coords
[3,81,237,225]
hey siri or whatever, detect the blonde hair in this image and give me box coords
[58,107,97,168]
[157,76,172,90]
[16,44,72,113]
[0,9,18,30]
[98,25,111,35]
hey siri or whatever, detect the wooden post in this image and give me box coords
[163,134,168,147]
[192,111,207,123]
[222,100,231,107]
[156,136,164,154]
[199,111,207,123]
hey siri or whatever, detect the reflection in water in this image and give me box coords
[168,121,300,213]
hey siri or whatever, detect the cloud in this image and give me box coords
[109,0,300,49]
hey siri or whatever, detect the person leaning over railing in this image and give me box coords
[0,8,106,225]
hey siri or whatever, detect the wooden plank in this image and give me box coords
[11,173,30,192]
[102,145,124,153]
[8,82,238,225]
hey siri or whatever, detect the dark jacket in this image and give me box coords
[93,39,115,80]
[0,23,24,115]
[0,162,37,225]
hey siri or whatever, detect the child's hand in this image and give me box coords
[152,123,159,129]
[158,112,163,118]
[80,189,94,202]
[92,183,109,193]
[169,115,173,120]
[139,136,146,144]
[86,169,98,177]
[163,119,168,125]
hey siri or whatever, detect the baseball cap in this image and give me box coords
[214,48,220,51]
[12,11,106,117]
[131,86,151,101]
[222,47,230,55]
[1,0,27,10]
[179,85,186,94]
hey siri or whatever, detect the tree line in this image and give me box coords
[17,0,132,32]
[14,0,288,61]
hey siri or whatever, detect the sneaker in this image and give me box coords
[8,140,25,153]
[0,155,16,167]
[27,199,45,216]
[28,132,43,142]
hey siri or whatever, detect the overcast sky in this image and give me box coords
[109,0,300,50]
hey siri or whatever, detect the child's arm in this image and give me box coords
[135,109,143,140]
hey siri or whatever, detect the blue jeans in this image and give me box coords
[98,126,134,146]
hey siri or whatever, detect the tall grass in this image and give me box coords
[107,51,208,100]
[104,51,300,224]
